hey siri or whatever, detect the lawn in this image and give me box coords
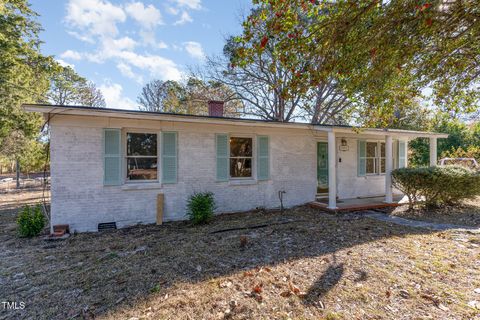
[1,190,479,320]
[390,197,480,228]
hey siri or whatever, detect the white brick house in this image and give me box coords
[24,103,447,233]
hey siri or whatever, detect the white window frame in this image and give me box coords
[228,134,256,180]
[365,140,386,176]
[123,129,160,183]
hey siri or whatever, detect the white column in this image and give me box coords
[327,131,337,209]
[385,135,393,203]
[429,137,437,166]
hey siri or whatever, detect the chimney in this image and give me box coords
[208,100,224,117]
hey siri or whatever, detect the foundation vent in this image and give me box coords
[98,222,117,231]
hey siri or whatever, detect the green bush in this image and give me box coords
[17,205,46,237]
[392,166,480,209]
[186,192,216,225]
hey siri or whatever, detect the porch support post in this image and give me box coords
[429,137,437,166]
[385,135,393,203]
[327,131,337,209]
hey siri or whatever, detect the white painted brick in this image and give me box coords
[49,120,394,232]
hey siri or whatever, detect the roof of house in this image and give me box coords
[22,104,449,138]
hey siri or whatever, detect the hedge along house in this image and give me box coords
[24,102,447,233]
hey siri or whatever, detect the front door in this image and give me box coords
[317,142,328,194]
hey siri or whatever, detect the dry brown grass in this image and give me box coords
[1,190,479,320]
[390,197,480,228]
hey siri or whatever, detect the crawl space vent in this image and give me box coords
[98,222,117,231]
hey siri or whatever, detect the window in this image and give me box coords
[365,141,385,175]
[366,142,377,174]
[126,133,158,181]
[229,137,252,178]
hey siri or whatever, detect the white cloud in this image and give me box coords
[56,59,75,69]
[63,0,181,85]
[174,11,193,25]
[125,2,163,29]
[115,51,182,81]
[65,0,126,39]
[183,41,205,60]
[156,41,168,49]
[116,62,143,84]
[167,0,200,25]
[138,30,168,49]
[165,5,179,15]
[60,50,83,60]
[99,83,137,110]
[107,37,137,51]
[172,0,201,10]
[66,30,95,43]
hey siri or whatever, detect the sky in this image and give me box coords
[30,0,253,110]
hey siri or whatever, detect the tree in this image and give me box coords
[305,78,355,125]
[205,8,355,124]
[206,36,305,121]
[0,130,28,187]
[18,139,48,178]
[138,80,186,113]
[0,0,56,147]
[182,77,243,117]
[233,0,480,126]
[137,78,243,117]
[0,1,57,185]
[47,66,106,107]
[408,116,480,167]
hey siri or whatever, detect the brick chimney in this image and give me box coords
[208,100,224,117]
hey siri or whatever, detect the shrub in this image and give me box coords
[17,205,46,237]
[392,165,480,209]
[186,192,216,225]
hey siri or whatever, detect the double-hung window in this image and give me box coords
[365,141,386,175]
[229,137,253,178]
[126,132,158,181]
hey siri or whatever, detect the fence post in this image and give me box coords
[16,158,20,189]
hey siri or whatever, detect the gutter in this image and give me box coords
[22,104,448,139]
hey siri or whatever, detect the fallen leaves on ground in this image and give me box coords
[1,190,479,319]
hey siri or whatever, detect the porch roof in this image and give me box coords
[23,104,448,139]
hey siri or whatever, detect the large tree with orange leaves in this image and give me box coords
[232,0,480,126]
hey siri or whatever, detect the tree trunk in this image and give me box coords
[16,158,20,189]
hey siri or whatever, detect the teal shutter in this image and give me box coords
[162,132,177,184]
[257,136,270,180]
[398,140,406,168]
[357,140,366,176]
[216,134,229,181]
[103,128,122,186]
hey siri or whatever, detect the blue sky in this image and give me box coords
[31,0,252,109]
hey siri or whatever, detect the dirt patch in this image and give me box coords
[389,197,480,228]
[1,190,479,320]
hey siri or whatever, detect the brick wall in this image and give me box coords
[49,115,400,232]
[49,118,318,232]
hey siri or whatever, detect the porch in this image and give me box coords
[320,130,443,210]
[310,194,406,212]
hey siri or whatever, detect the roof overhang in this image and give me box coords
[23,104,449,139]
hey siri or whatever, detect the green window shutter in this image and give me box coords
[257,136,270,180]
[216,134,229,181]
[398,140,406,168]
[103,128,122,186]
[357,140,366,176]
[162,132,177,184]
